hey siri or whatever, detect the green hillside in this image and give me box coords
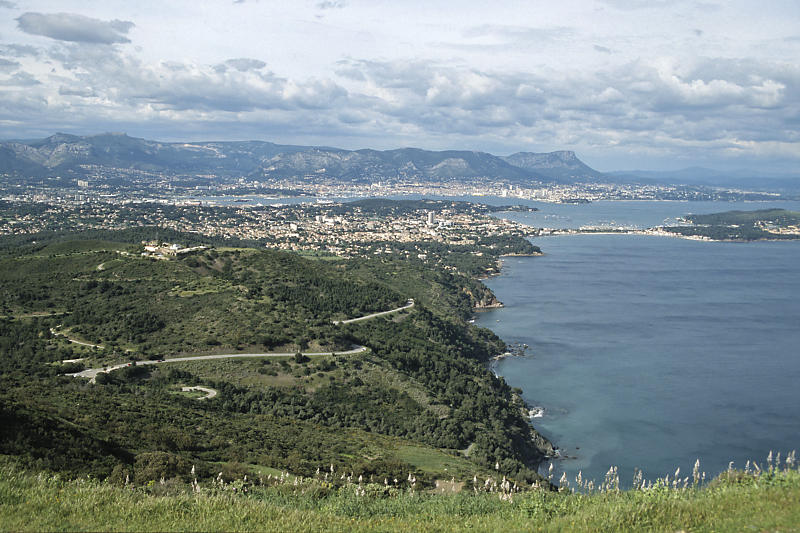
[0,233,550,489]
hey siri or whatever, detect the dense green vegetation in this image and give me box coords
[0,240,400,355]
[0,232,551,490]
[0,223,261,257]
[663,208,800,241]
[2,457,799,532]
[358,236,540,281]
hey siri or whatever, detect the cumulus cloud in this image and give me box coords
[316,1,347,9]
[220,58,267,72]
[35,43,347,116]
[0,29,797,171]
[0,58,20,71]
[58,85,96,97]
[0,71,40,86]
[329,55,800,160]
[0,44,40,57]
[16,12,134,44]
[0,1,17,8]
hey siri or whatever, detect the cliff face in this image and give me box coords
[502,150,604,182]
[530,431,557,458]
[474,293,504,309]
[463,284,504,309]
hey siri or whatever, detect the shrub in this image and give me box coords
[133,451,192,484]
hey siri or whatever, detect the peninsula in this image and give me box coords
[659,209,800,241]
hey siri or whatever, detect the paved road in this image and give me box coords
[69,344,367,382]
[181,386,218,400]
[69,299,416,383]
[50,328,104,348]
[332,299,414,325]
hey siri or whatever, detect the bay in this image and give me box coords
[476,233,800,487]
[494,199,800,229]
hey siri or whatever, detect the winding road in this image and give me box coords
[69,345,367,382]
[68,299,414,383]
[50,328,105,348]
[332,299,414,324]
[181,386,218,400]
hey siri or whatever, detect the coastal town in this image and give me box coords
[0,194,539,260]
[3,168,782,207]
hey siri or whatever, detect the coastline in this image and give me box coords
[474,216,800,468]
[535,228,800,243]
[478,251,544,285]
[476,250,557,462]
[480,203,800,481]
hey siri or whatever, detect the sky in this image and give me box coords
[0,0,798,173]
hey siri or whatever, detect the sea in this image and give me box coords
[475,200,800,487]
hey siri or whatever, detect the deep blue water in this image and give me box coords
[476,233,800,486]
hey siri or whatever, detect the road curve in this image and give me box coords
[50,328,105,349]
[332,299,414,325]
[181,386,218,400]
[69,345,367,382]
[70,299,416,383]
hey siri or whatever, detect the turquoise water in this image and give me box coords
[476,234,800,486]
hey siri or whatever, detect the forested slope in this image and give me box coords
[0,232,552,487]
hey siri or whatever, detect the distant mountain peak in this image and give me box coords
[44,132,83,144]
[502,150,603,181]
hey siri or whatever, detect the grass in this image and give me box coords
[295,250,343,261]
[392,445,476,479]
[2,459,799,532]
[162,358,332,390]
[34,240,131,256]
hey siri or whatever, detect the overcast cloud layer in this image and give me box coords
[0,0,798,172]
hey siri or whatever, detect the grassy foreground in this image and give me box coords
[2,461,799,532]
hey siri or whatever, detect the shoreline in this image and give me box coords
[480,204,800,478]
[535,228,800,243]
[478,254,557,462]
[477,251,545,285]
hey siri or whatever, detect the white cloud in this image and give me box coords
[16,12,134,44]
[0,1,797,171]
[0,58,20,71]
[221,58,266,72]
[0,71,40,86]
[316,1,346,9]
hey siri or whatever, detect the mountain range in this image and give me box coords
[0,132,602,184]
[5,132,796,189]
